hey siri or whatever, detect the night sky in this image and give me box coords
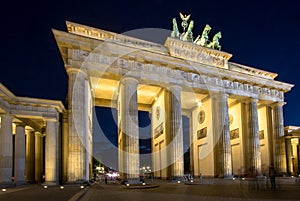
[1,0,300,126]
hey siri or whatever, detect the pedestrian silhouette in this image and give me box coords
[269,164,276,189]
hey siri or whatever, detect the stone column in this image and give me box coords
[285,138,293,175]
[266,106,274,166]
[45,119,59,185]
[67,68,88,182]
[62,112,69,183]
[272,102,286,173]
[14,123,26,185]
[211,92,232,178]
[291,139,299,174]
[168,85,184,179]
[0,115,13,186]
[35,132,43,182]
[26,129,35,183]
[246,98,262,175]
[187,111,194,177]
[118,77,140,181]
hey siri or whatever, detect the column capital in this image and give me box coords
[35,131,42,136]
[66,67,87,77]
[0,114,13,120]
[120,76,139,85]
[45,118,58,123]
[209,91,229,98]
[14,122,26,128]
[25,126,35,134]
[243,97,258,104]
[168,85,182,91]
[271,101,286,107]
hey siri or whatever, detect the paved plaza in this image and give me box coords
[0,178,300,201]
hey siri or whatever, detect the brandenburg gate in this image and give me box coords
[0,13,297,185]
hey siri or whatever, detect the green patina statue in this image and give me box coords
[194,24,211,46]
[170,12,222,50]
[180,20,194,42]
[207,31,222,50]
[171,18,180,39]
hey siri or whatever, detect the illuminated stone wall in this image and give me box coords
[229,103,245,176]
[192,98,215,177]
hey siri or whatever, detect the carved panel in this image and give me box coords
[230,128,239,140]
[259,130,264,140]
[154,122,164,139]
[197,127,207,140]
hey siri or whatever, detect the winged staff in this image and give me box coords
[171,12,222,50]
[179,12,191,32]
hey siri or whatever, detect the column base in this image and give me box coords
[223,175,234,179]
[122,178,142,185]
[43,181,59,186]
[170,176,185,182]
[0,181,15,188]
[14,180,27,186]
[216,174,233,179]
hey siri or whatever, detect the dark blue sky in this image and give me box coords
[1,0,300,126]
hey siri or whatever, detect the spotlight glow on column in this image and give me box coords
[197,101,202,107]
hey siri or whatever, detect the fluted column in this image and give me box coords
[62,112,69,183]
[291,139,299,174]
[35,132,43,182]
[45,119,59,185]
[272,102,286,173]
[211,92,232,178]
[0,115,13,185]
[285,138,293,174]
[14,123,26,185]
[169,85,184,178]
[246,98,261,175]
[118,77,139,181]
[67,68,89,182]
[26,129,35,183]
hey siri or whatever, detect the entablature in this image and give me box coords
[66,47,293,94]
[66,55,286,102]
[0,83,65,121]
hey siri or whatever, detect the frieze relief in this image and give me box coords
[69,49,285,102]
[165,37,231,69]
[171,46,226,68]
